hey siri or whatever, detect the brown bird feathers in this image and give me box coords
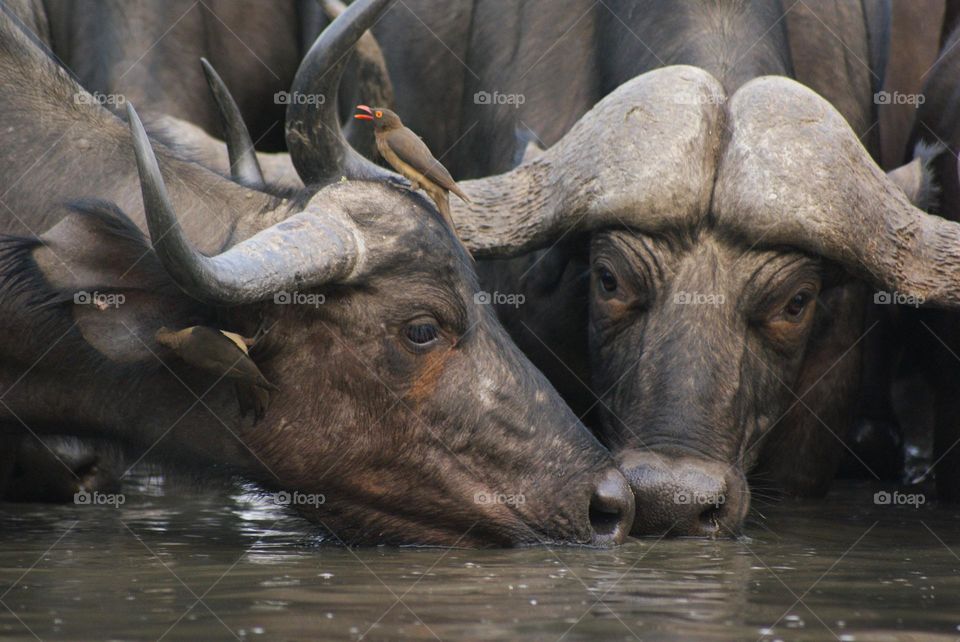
[155,326,276,422]
[354,105,471,257]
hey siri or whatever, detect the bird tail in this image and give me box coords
[257,375,280,392]
[450,183,471,203]
[436,193,474,262]
[436,192,455,232]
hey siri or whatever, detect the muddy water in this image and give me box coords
[1,476,959,641]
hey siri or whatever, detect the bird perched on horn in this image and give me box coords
[354,105,470,248]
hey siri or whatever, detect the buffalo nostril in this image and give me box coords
[588,468,635,546]
[619,450,749,537]
[698,504,724,534]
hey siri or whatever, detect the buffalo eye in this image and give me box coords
[403,319,441,352]
[784,291,813,320]
[597,266,618,293]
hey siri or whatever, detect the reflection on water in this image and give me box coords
[1,475,959,641]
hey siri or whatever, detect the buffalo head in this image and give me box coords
[443,73,960,536]
[0,0,640,547]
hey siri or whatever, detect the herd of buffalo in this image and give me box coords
[1,0,960,547]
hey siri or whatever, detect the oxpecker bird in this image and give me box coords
[354,105,470,249]
[155,326,278,421]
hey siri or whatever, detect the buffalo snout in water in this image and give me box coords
[619,450,748,537]
[587,468,635,544]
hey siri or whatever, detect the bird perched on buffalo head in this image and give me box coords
[155,326,277,422]
[354,105,470,250]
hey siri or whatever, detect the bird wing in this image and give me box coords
[177,326,277,390]
[212,331,276,389]
[219,329,250,354]
[224,355,277,390]
[385,130,462,195]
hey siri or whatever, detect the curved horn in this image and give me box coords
[127,102,362,305]
[320,0,394,108]
[322,0,395,159]
[286,0,394,184]
[449,66,727,258]
[200,57,265,188]
[715,76,960,307]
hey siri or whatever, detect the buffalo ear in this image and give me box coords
[68,291,197,364]
[31,201,204,363]
[886,142,942,211]
[887,159,926,205]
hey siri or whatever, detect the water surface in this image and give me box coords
[1,477,959,641]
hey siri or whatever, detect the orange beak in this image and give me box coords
[354,104,374,120]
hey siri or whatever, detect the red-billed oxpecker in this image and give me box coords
[354,105,470,250]
[155,326,277,421]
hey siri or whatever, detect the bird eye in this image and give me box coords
[375,110,383,118]
[784,291,812,320]
[403,319,441,352]
[597,266,618,293]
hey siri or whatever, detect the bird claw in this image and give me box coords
[387,176,416,192]
[250,318,270,345]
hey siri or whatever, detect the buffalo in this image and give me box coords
[32,0,960,538]
[33,0,317,150]
[0,1,640,547]
[26,0,387,158]
[345,0,960,535]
